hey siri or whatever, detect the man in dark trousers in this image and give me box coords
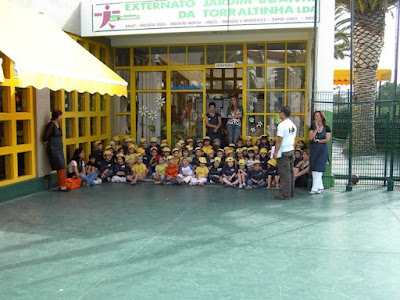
[273,106,297,200]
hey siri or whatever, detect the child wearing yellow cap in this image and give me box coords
[266,159,280,189]
[237,159,249,189]
[208,157,223,184]
[111,154,129,183]
[93,140,103,166]
[153,156,167,183]
[246,160,266,190]
[222,157,238,187]
[128,155,148,185]
[178,157,195,184]
[162,156,179,185]
[190,157,209,186]
[99,150,114,182]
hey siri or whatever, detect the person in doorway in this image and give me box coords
[309,111,331,194]
[43,110,68,191]
[183,99,198,136]
[205,101,222,142]
[226,95,243,144]
[273,106,297,200]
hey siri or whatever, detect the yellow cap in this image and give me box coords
[128,144,136,149]
[226,157,235,162]
[112,136,120,142]
[186,138,194,143]
[236,148,243,153]
[239,159,246,165]
[139,138,147,143]
[225,149,233,155]
[166,155,174,160]
[103,150,112,156]
[260,148,268,154]
[245,135,252,140]
[267,159,277,167]
[109,140,115,146]
[178,139,185,145]
[217,148,224,152]
[229,143,235,147]
[105,145,112,150]
[196,139,203,143]
[214,157,221,163]
[253,146,259,151]
[195,147,202,151]
[116,153,125,158]
[150,147,158,152]
[150,137,158,143]
[199,157,207,164]
[172,148,180,153]
[203,148,214,155]
[137,148,145,155]
[160,143,167,148]
[94,140,102,148]
[203,136,211,140]
[254,160,261,165]
[242,147,248,151]
[163,147,171,152]
[124,136,131,141]
[185,145,193,151]
[161,139,168,144]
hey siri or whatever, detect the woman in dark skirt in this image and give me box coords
[205,101,222,143]
[43,110,68,191]
[309,111,331,194]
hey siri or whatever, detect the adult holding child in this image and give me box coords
[309,111,331,194]
[273,106,297,200]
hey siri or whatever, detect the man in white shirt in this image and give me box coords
[273,106,297,200]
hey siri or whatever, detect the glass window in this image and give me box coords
[267,43,285,64]
[267,67,285,89]
[247,92,265,113]
[90,94,97,111]
[290,115,304,137]
[64,92,73,112]
[16,120,30,145]
[90,117,97,136]
[287,43,306,63]
[78,93,86,111]
[18,152,31,176]
[116,93,131,112]
[151,47,168,66]
[136,92,167,141]
[246,115,264,137]
[266,115,279,137]
[115,48,130,66]
[79,118,86,137]
[206,45,223,64]
[100,95,107,111]
[287,66,305,89]
[188,46,205,65]
[247,44,265,64]
[171,92,203,144]
[116,69,131,89]
[287,91,305,113]
[267,91,284,113]
[101,117,108,135]
[136,71,166,90]
[213,80,222,90]
[0,121,11,147]
[134,47,150,66]
[247,67,265,89]
[0,155,11,181]
[169,46,186,65]
[116,114,131,135]
[65,118,75,139]
[15,88,27,112]
[171,71,203,90]
[225,44,243,63]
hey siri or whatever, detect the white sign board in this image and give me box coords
[81,0,318,37]
[215,63,235,69]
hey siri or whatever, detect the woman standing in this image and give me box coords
[205,101,222,142]
[309,111,331,194]
[43,110,68,191]
[226,95,243,144]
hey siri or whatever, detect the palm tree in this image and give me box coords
[337,0,397,155]
[335,6,350,59]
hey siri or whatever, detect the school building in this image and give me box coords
[0,0,334,199]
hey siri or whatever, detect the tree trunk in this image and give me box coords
[344,10,385,155]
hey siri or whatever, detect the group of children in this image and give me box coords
[69,134,310,190]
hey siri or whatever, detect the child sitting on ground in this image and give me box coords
[178,157,195,184]
[162,155,179,185]
[190,157,209,186]
[153,156,167,183]
[237,159,249,189]
[128,155,147,185]
[294,149,310,188]
[208,157,223,184]
[112,154,129,183]
[246,160,266,189]
[99,150,114,182]
[86,154,99,176]
[222,157,238,187]
[266,159,280,189]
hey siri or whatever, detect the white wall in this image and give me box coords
[10,0,82,35]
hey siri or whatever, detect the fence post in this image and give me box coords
[384,112,390,187]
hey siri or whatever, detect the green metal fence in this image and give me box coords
[313,91,400,191]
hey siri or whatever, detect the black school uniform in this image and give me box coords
[209,165,223,183]
[222,166,237,182]
[259,156,269,172]
[99,159,114,181]
[113,163,129,177]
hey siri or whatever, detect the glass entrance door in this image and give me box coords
[206,68,243,146]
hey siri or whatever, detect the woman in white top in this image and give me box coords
[68,148,101,186]
[226,95,243,144]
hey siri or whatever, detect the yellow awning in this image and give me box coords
[334,69,392,85]
[0,0,127,96]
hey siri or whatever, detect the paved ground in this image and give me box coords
[0,184,399,299]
